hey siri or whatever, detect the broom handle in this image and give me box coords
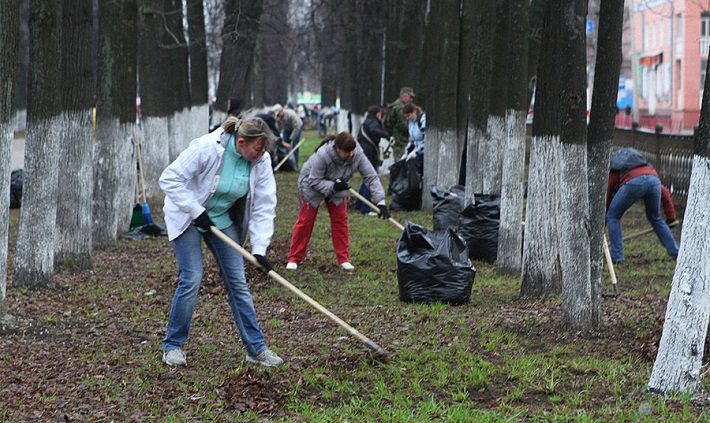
[274,137,307,171]
[602,234,619,294]
[135,138,148,204]
[348,188,405,231]
[210,226,387,355]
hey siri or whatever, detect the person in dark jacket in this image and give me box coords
[606,147,679,263]
[355,106,390,214]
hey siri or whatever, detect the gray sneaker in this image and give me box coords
[162,348,187,366]
[246,348,284,367]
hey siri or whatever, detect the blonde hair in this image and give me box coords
[221,116,275,149]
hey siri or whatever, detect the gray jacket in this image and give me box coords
[298,140,385,208]
[159,128,276,255]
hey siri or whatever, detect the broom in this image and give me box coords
[134,138,154,226]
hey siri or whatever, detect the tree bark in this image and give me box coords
[383,0,425,103]
[520,0,563,297]
[252,0,288,107]
[216,0,264,112]
[558,0,592,330]
[587,0,624,324]
[497,0,529,276]
[13,0,63,288]
[465,0,494,199]
[648,49,710,395]
[0,1,20,316]
[55,2,95,270]
[93,0,138,247]
[420,2,461,212]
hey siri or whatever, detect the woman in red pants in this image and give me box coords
[286,132,389,271]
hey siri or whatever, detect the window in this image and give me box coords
[702,13,710,37]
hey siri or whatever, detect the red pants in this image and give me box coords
[287,195,350,265]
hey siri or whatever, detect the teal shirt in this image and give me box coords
[204,135,250,229]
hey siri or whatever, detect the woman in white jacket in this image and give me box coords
[159,116,283,367]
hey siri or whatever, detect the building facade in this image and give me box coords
[629,0,708,133]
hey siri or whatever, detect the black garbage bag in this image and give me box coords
[10,169,23,209]
[121,223,168,240]
[458,194,500,262]
[396,222,476,305]
[389,159,422,211]
[431,185,465,232]
[274,145,297,172]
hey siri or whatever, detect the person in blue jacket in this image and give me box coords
[159,116,283,368]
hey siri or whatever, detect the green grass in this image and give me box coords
[1,128,704,421]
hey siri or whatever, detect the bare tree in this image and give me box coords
[383,0,425,103]
[520,0,561,298]
[496,0,529,275]
[215,0,265,112]
[557,0,593,330]
[93,0,138,247]
[464,0,495,198]
[647,49,710,395]
[419,2,463,211]
[13,0,63,288]
[55,2,95,270]
[251,0,289,107]
[586,0,625,323]
[1,1,20,318]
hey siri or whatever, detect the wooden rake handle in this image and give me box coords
[274,137,307,171]
[348,188,405,231]
[209,226,387,355]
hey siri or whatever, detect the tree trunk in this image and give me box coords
[93,0,138,247]
[252,0,288,107]
[13,0,63,288]
[55,2,95,270]
[419,2,461,212]
[186,0,210,138]
[497,0,529,276]
[587,0,624,323]
[558,0,592,331]
[383,0,425,103]
[464,0,494,199]
[138,1,177,205]
[216,0,264,112]
[0,1,20,317]
[520,0,563,298]
[481,2,510,197]
[648,50,710,395]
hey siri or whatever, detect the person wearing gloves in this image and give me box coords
[159,116,284,368]
[355,105,391,214]
[402,103,426,168]
[286,131,390,271]
[271,104,304,167]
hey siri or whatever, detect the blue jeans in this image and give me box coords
[355,183,372,214]
[162,224,267,357]
[607,174,679,263]
[282,127,303,165]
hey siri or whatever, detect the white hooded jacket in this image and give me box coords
[159,128,276,256]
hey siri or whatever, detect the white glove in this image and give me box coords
[406,150,417,161]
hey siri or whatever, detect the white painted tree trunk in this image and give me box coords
[521,135,561,296]
[497,109,526,275]
[482,115,505,195]
[55,110,93,268]
[93,119,136,247]
[0,121,10,317]
[559,142,593,329]
[139,117,171,207]
[465,126,486,198]
[13,116,61,288]
[436,127,460,195]
[648,155,710,394]
[421,127,442,212]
